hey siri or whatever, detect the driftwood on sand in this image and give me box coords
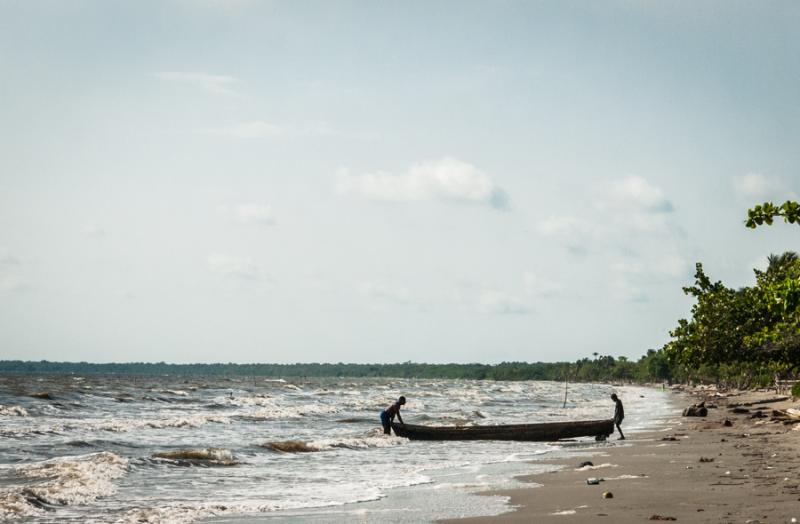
[683,401,708,417]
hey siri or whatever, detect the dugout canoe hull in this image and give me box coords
[391,418,615,441]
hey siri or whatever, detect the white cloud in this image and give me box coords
[477,290,531,315]
[609,176,673,213]
[155,71,239,95]
[653,254,689,278]
[590,176,678,234]
[207,253,263,280]
[537,216,601,256]
[337,158,509,210]
[733,173,795,201]
[611,253,688,280]
[229,204,276,225]
[606,252,689,303]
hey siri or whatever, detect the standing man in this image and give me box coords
[611,393,625,440]
[380,396,406,435]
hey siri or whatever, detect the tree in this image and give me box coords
[746,201,800,228]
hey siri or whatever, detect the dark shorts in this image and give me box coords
[380,410,391,434]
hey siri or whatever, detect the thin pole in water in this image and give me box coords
[563,374,568,408]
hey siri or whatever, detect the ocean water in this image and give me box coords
[0,375,675,523]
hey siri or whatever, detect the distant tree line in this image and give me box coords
[0,355,672,383]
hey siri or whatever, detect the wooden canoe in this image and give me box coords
[391,418,614,441]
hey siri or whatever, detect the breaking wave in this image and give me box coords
[151,448,239,466]
[116,504,230,524]
[263,435,407,453]
[0,405,27,417]
[1,414,231,438]
[0,452,128,519]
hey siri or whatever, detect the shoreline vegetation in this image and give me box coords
[0,357,669,382]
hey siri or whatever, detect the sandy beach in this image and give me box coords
[444,388,800,524]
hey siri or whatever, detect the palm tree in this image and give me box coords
[765,252,799,282]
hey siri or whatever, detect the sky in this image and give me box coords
[1,1,798,364]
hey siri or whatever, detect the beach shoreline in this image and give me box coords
[442,387,800,523]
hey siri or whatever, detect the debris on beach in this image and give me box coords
[723,419,733,427]
[578,461,594,468]
[770,409,800,425]
[699,457,714,462]
[662,436,678,441]
[586,477,603,485]
[729,396,789,407]
[649,516,677,521]
[602,491,613,499]
[682,401,708,417]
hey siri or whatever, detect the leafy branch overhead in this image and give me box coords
[746,201,800,228]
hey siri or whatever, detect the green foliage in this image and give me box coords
[746,200,800,228]
[792,381,800,398]
[0,353,676,383]
[665,253,800,383]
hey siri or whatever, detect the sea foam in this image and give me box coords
[0,452,128,518]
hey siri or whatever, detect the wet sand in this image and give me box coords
[443,388,800,524]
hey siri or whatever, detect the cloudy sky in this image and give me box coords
[1,1,798,364]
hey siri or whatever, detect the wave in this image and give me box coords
[152,448,239,466]
[0,405,27,417]
[160,390,189,396]
[262,440,317,453]
[0,414,231,439]
[263,435,407,453]
[335,417,371,423]
[0,452,128,519]
[116,504,230,524]
[233,402,341,420]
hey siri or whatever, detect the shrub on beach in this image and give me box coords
[791,382,800,399]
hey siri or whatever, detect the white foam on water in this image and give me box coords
[0,379,677,523]
[0,451,129,518]
[306,435,408,451]
[238,402,341,420]
[575,462,618,471]
[0,492,44,519]
[1,413,232,438]
[551,509,577,515]
[116,504,229,524]
[113,489,391,524]
[0,405,27,417]
[161,390,189,396]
